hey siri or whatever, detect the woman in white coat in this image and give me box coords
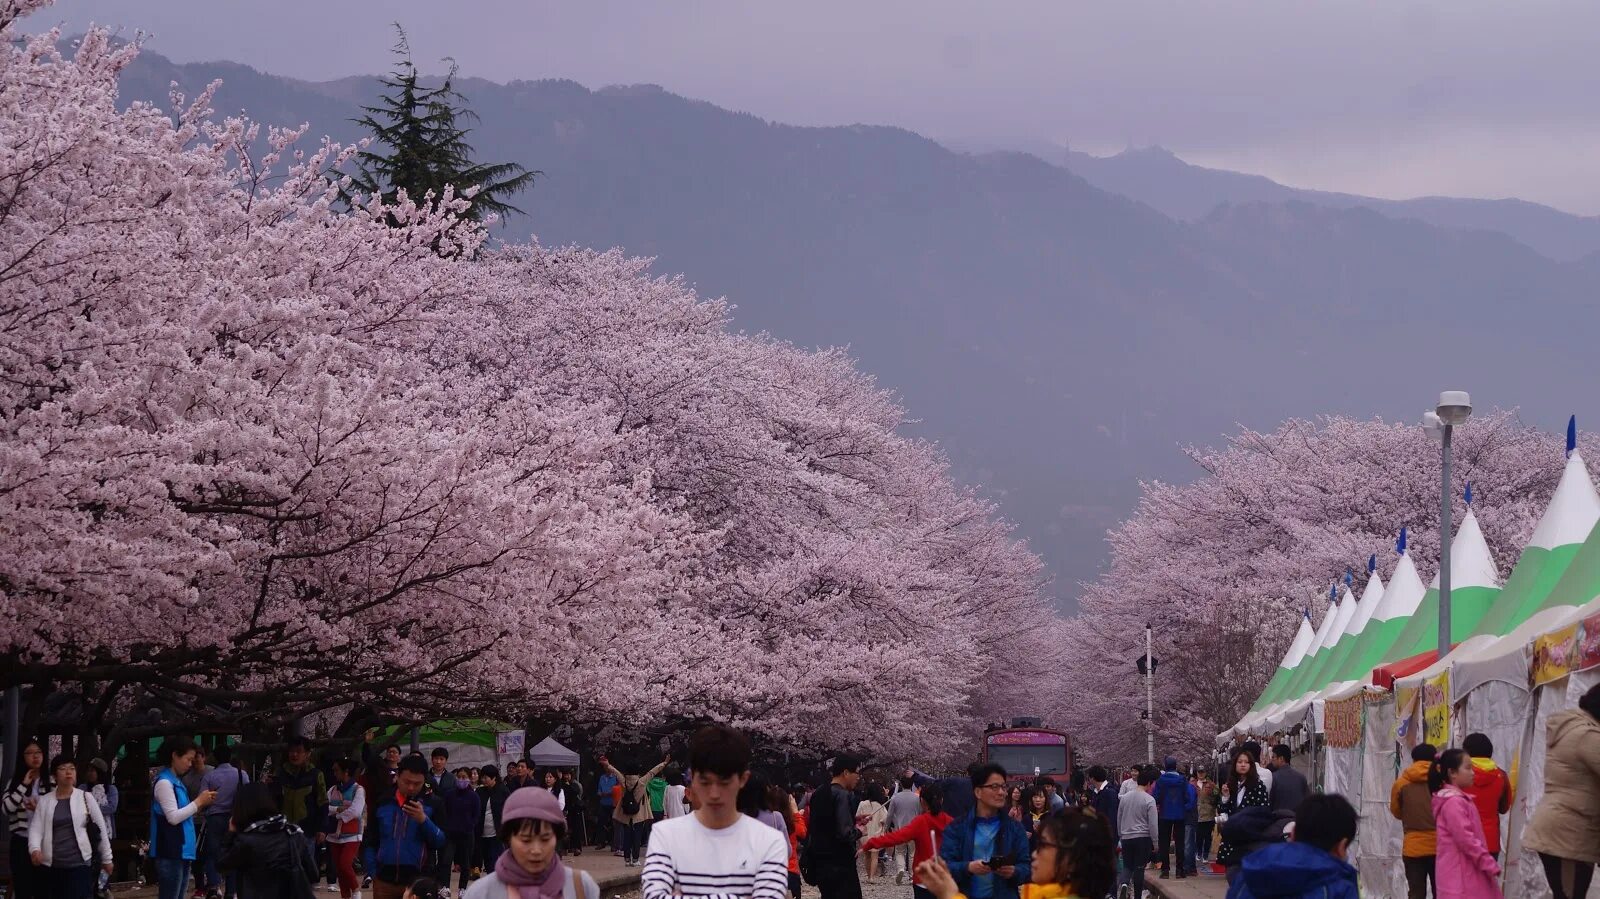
[27,755,112,899]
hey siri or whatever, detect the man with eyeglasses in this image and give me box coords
[938,764,1031,899]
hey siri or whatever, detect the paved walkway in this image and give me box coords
[1146,870,1230,899]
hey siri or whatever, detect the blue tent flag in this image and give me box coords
[1465,481,1472,506]
[1344,569,1353,586]
[1397,527,1408,554]
[1328,583,1337,602]
[1368,554,1377,574]
[1568,415,1577,457]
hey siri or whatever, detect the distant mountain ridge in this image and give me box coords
[1051,144,1600,263]
[107,47,1600,606]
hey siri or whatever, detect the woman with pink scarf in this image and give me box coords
[463,788,599,899]
[1429,748,1501,899]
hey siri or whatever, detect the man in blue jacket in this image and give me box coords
[939,763,1031,899]
[367,754,445,899]
[1226,794,1359,899]
[1152,757,1190,880]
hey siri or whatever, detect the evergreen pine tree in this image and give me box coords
[348,26,536,229]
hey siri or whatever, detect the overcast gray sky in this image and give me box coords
[36,0,1600,213]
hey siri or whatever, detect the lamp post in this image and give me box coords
[1424,391,1473,661]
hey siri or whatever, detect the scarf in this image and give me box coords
[1469,757,1498,773]
[494,844,567,899]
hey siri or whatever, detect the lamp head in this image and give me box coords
[1436,390,1472,426]
[1422,410,1444,441]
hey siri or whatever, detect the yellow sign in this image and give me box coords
[1532,624,1578,686]
[1422,671,1451,747]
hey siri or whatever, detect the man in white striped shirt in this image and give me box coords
[642,725,788,899]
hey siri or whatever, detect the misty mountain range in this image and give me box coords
[112,48,1600,607]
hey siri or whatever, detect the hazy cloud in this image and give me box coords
[34,0,1600,212]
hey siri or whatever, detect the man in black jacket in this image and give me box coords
[1085,766,1120,829]
[807,755,862,899]
[475,764,509,876]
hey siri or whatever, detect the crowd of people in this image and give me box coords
[4,686,1596,899]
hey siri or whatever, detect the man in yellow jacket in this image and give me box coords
[1389,743,1437,899]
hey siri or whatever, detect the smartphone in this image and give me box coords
[987,854,1015,870]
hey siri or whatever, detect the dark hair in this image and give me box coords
[430,747,449,760]
[1411,743,1438,763]
[829,754,861,778]
[920,782,945,816]
[1462,733,1493,758]
[405,876,444,899]
[687,724,752,778]
[738,772,773,818]
[971,762,1008,790]
[157,737,198,769]
[231,782,279,830]
[1225,749,1259,795]
[7,738,44,790]
[1086,765,1108,784]
[1579,683,1600,721]
[1428,748,1468,793]
[332,757,358,779]
[1294,794,1358,852]
[49,753,75,775]
[1136,768,1158,787]
[1026,787,1049,811]
[501,814,566,844]
[480,764,500,780]
[398,755,429,777]
[898,774,914,790]
[285,737,309,752]
[1034,806,1118,898]
[865,782,887,805]
[213,745,233,765]
[1272,745,1292,763]
[1241,740,1262,763]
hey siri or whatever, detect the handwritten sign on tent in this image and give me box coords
[496,731,525,759]
[1421,671,1451,747]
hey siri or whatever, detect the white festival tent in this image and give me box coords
[1267,550,1428,733]
[1236,588,1344,736]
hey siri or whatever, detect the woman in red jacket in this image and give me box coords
[1460,733,1512,859]
[859,784,952,899]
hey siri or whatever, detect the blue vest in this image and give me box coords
[149,768,197,860]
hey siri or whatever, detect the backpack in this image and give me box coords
[620,781,642,817]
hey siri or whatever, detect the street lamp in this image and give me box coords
[1424,391,1472,661]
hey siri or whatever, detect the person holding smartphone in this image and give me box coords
[938,765,1030,899]
[368,755,445,899]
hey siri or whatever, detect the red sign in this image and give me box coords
[987,730,1066,746]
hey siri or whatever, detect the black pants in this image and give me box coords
[597,807,614,847]
[1194,821,1214,861]
[42,866,94,899]
[1541,854,1596,899]
[1122,836,1152,899]
[1402,856,1435,899]
[1158,819,1186,875]
[815,860,863,899]
[445,832,475,892]
[9,834,43,899]
[477,834,503,872]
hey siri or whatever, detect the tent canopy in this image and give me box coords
[528,736,580,769]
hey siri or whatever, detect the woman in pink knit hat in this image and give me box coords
[463,788,599,899]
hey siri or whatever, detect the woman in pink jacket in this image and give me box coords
[1429,748,1502,899]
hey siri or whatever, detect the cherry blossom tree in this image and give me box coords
[1060,412,1593,759]
[0,3,1051,763]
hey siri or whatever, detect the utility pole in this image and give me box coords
[1145,623,1155,765]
